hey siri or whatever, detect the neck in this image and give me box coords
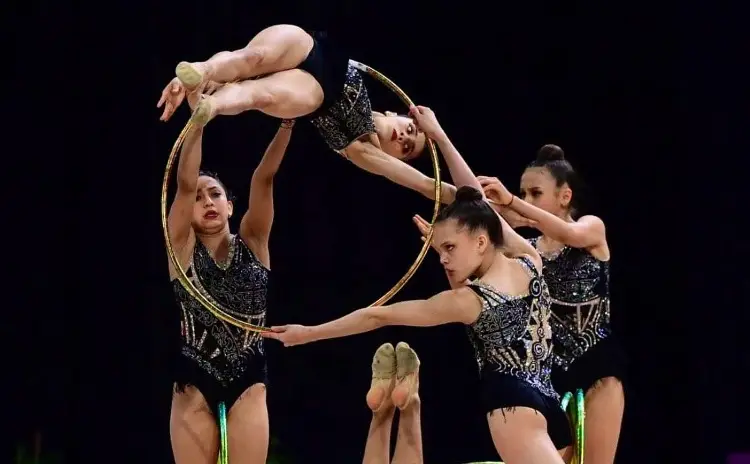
[474,249,499,278]
[372,113,385,133]
[196,227,231,252]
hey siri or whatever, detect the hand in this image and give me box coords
[413,214,431,241]
[186,81,222,111]
[408,105,445,140]
[477,176,513,206]
[261,324,315,347]
[157,78,186,122]
[280,119,296,129]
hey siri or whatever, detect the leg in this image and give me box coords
[226,383,269,464]
[170,385,219,464]
[176,24,315,89]
[582,377,625,464]
[487,407,565,464]
[363,343,398,464]
[391,344,423,464]
[191,69,324,126]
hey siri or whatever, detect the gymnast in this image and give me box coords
[157,25,459,203]
[480,145,625,464]
[167,88,292,463]
[261,106,574,462]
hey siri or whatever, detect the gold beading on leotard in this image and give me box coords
[162,61,442,332]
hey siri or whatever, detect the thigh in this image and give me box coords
[257,69,325,119]
[487,407,565,464]
[170,385,219,464]
[227,383,269,464]
[584,377,624,464]
[244,25,314,76]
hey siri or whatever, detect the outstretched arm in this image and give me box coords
[343,139,456,203]
[239,120,294,268]
[264,287,481,346]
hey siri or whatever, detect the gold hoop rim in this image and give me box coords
[162,60,441,332]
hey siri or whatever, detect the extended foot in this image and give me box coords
[175,61,209,91]
[190,95,217,127]
[366,343,397,412]
[392,342,420,410]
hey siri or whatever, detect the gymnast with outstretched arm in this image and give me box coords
[262,107,574,463]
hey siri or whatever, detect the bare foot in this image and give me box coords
[366,343,397,412]
[392,342,420,410]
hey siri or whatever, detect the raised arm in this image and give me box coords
[342,138,456,203]
[167,125,203,271]
[264,287,481,346]
[409,106,539,263]
[239,120,294,269]
[494,193,606,250]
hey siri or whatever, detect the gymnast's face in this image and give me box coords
[519,167,570,216]
[433,219,489,283]
[376,114,426,161]
[193,176,233,233]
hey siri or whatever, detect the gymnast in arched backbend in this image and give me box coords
[167,89,293,463]
[262,107,574,462]
[157,25,457,202]
[479,145,625,464]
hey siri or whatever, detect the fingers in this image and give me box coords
[157,94,166,108]
[269,325,288,332]
[260,331,279,340]
[477,176,499,186]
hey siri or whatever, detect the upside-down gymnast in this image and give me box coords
[157,24,458,202]
[360,342,424,464]
[167,90,293,464]
[261,107,574,462]
[480,145,626,463]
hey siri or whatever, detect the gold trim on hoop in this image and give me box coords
[161,61,441,332]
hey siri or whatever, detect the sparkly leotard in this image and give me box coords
[309,61,376,152]
[172,234,269,412]
[466,256,557,399]
[529,237,611,370]
[466,256,572,449]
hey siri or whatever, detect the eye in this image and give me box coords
[211,191,222,198]
[407,124,414,134]
[445,244,455,251]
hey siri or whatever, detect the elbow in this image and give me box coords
[365,308,390,329]
[251,169,275,185]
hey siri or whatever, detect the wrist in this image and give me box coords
[502,195,515,207]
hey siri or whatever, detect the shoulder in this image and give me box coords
[517,253,543,276]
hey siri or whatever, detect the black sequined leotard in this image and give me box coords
[309,62,376,152]
[295,33,376,152]
[466,256,557,399]
[172,234,269,412]
[466,255,572,450]
[529,237,611,370]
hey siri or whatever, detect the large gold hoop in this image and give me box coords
[162,60,442,332]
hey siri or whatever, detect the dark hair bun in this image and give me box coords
[536,144,565,163]
[454,186,484,203]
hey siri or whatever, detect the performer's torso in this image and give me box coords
[172,234,269,383]
[310,62,376,152]
[465,256,558,399]
[529,237,611,368]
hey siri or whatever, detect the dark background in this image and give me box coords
[11,0,748,463]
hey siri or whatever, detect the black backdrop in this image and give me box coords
[10,0,748,463]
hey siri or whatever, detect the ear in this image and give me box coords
[227,200,234,218]
[384,111,397,117]
[476,233,489,255]
[559,185,573,208]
